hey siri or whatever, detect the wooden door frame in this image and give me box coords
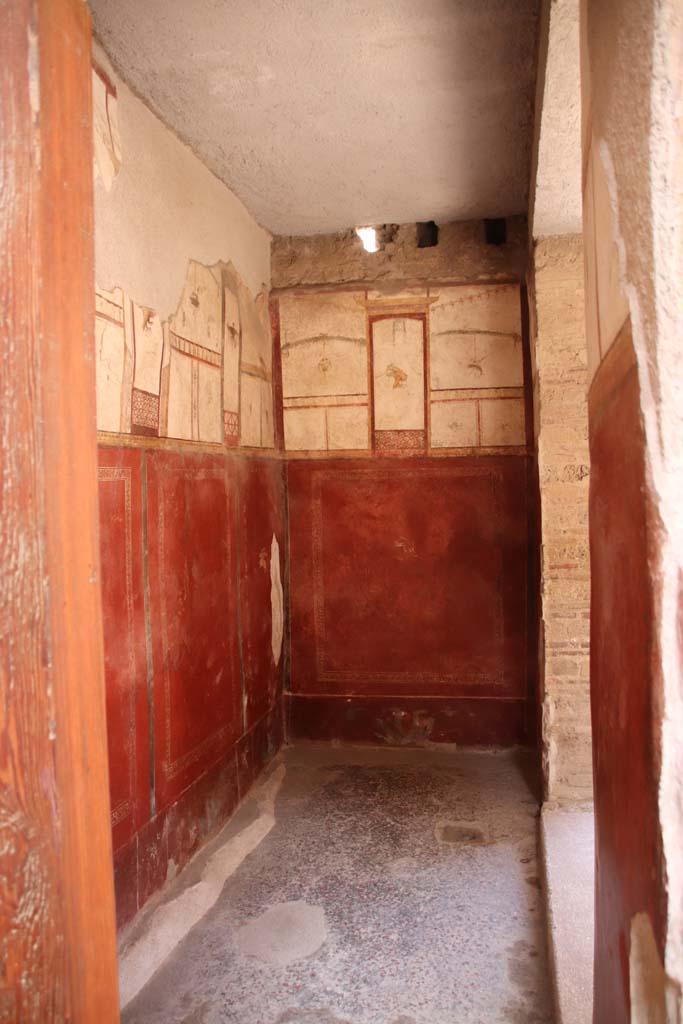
[1,0,120,1018]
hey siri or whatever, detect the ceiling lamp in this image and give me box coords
[356,226,379,253]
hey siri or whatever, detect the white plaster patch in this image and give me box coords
[118,765,285,1008]
[270,534,284,667]
[235,901,327,966]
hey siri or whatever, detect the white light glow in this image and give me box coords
[356,226,379,253]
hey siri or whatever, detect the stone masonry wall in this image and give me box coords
[532,233,593,802]
[272,218,528,290]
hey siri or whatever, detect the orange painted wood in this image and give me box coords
[0,0,119,1018]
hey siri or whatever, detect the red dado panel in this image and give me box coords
[287,694,527,747]
[236,457,286,728]
[98,448,150,852]
[288,457,528,701]
[589,326,665,1024]
[146,450,242,812]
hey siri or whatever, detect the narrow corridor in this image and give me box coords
[122,746,553,1024]
[4,0,683,1020]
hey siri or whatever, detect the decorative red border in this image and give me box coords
[98,466,137,831]
[374,429,426,451]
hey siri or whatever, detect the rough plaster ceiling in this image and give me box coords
[90,0,539,236]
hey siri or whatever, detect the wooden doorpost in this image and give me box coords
[0,0,120,1019]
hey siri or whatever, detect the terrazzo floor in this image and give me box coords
[123,745,554,1024]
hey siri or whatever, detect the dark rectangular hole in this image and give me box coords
[484,218,507,246]
[416,221,439,248]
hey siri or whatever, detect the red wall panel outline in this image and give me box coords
[288,456,528,702]
[369,311,429,453]
[98,448,150,852]
[98,442,287,928]
[146,450,242,812]
[236,458,286,729]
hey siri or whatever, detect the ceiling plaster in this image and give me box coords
[90,0,540,236]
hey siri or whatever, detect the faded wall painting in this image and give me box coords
[279,291,370,451]
[239,288,275,449]
[164,263,223,443]
[372,314,426,452]
[96,286,133,433]
[429,284,525,448]
[274,283,526,454]
[95,260,274,450]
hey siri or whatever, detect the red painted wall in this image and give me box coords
[287,455,533,745]
[589,324,665,1023]
[147,450,242,812]
[98,445,285,928]
[98,449,150,855]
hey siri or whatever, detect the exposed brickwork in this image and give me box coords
[272,218,528,290]
[531,234,592,802]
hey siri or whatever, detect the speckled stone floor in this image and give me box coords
[123,745,554,1024]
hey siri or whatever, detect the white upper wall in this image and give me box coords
[93,44,271,320]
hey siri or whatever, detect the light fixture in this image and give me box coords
[356,226,379,253]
